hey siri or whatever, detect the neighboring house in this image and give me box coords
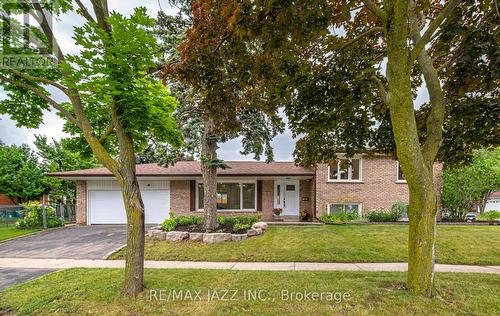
[484,191,500,212]
[48,155,442,225]
[0,193,18,207]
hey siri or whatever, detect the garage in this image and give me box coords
[87,180,170,224]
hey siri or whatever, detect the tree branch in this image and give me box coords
[409,0,446,167]
[75,0,96,24]
[341,27,384,49]
[99,124,114,143]
[361,0,387,21]
[0,74,79,127]
[371,75,389,108]
[4,67,67,92]
[410,0,461,61]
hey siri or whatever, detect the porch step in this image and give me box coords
[282,215,300,222]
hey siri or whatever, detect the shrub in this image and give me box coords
[391,202,407,220]
[319,212,358,224]
[161,211,177,231]
[16,201,63,229]
[217,215,259,226]
[300,210,310,221]
[176,215,203,226]
[366,208,400,222]
[477,211,500,222]
[233,222,251,233]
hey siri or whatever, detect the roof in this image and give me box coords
[47,161,315,178]
[488,191,500,199]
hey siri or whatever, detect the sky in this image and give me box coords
[0,0,429,162]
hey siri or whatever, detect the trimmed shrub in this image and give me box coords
[176,215,204,226]
[160,213,259,232]
[16,201,63,229]
[319,212,358,224]
[477,211,500,222]
[217,215,259,226]
[233,222,251,233]
[365,208,401,222]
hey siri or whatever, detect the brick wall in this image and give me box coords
[299,179,314,216]
[76,180,87,225]
[169,180,191,216]
[315,156,442,217]
[261,180,274,221]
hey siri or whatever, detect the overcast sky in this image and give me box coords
[0,1,429,162]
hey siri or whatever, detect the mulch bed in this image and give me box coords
[175,223,247,234]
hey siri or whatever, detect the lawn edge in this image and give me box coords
[0,224,75,244]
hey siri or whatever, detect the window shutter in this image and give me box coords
[190,180,196,212]
[257,180,262,212]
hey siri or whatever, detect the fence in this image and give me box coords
[0,204,76,228]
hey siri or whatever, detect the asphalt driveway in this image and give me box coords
[0,225,127,259]
[0,225,127,291]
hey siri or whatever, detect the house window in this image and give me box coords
[197,181,256,211]
[328,158,361,181]
[328,203,361,216]
[397,161,406,182]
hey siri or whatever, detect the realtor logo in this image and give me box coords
[0,0,59,69]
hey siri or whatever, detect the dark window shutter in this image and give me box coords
[257,180,262,212]
[190,180,196,212]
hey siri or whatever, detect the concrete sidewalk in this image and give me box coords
[0,258,499,274]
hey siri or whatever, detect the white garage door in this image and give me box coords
[87,181,170,224]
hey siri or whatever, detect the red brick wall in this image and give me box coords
[299,179,314,216]
[261,180,274,221]
[76,180,87,225]
[315,156,443,217]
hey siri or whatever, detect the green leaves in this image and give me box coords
[0,144,48,202]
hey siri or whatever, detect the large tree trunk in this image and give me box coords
[201,116,218,231]
[111,108,145,296]
[119,171,145,297]
[385,0,439,296]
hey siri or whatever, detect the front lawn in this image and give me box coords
[1,269,498,315]
[110,225,500,265]
[0,226,40,241]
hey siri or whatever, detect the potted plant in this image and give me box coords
[300,209,310,221]
[273,208,283,220]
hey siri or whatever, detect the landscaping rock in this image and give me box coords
[151,231,166,240]
[189,232,205,242]
[166,231,189,242]
[252,222,268,230]
[246,228,258,236]
[231,234,248,241]
[203,233,232,243]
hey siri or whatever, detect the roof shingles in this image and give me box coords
[47,161,315,178]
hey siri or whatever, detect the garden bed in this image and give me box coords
[148,214,267,243]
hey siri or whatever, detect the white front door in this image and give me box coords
[275,180,300,216]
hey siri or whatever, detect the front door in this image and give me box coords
[275,180,300,216]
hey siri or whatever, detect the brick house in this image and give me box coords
[48,155,442,225]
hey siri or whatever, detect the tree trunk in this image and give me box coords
[201,116,218,231]
[407,179,438,295]
[119,173,145,297]
[111,108,145,296]
[385,0,438,296]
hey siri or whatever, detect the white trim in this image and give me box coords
[327,157,363,182]
[396,161,407,183]
[327,202,363,216]
[196,179,257,212]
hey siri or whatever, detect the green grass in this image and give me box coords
[0,226,40,241]
[0,269,498,315]
[110,225,500,265]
